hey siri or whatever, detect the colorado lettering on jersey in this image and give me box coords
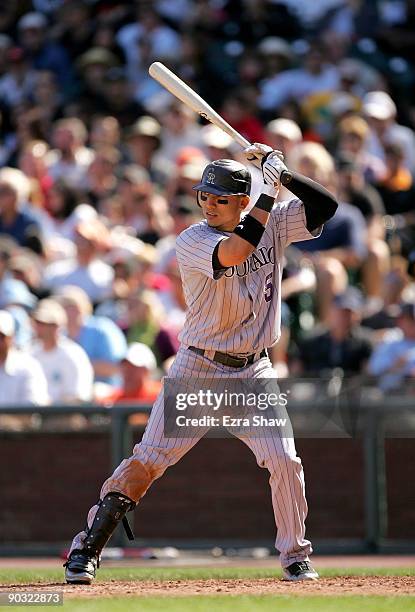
[224,246,275,278]
[175,198,316,354]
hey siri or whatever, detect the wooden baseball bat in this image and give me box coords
[148,62,251,149]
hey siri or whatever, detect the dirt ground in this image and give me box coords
[1,576,415,598]
[1,556,414,598]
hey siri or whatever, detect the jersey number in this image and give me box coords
[264,272,273,302]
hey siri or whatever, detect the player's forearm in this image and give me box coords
[250,192,275,225]
[281,171,338,231]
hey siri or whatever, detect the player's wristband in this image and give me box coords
[255,192,274,212]
[233,214,265,247]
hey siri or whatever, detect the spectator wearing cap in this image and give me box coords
[0,46,38,108]
[101,67,145,128]
[0,168,43,253]
[47,118,94,190]
[30,298,93,403]
[0,309,49,407]
[368,302,415,391]
[200,124,234,162]
[43,219,113,304]
[265,118,302,203]
[362,90,415,174]
[54,285,127,385]
[75,48,119,118]
[125,116,164,183]
[18,11,74,97]
[336,115,386,183]
[293,288,372,376]
[99,343,161,420]
[265,118,302,159]
[257,36,294,81]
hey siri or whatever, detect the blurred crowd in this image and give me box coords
[1,0,415,425]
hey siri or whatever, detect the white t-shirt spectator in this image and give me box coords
[0,349,49,405]
[46,147,94,190]
[31,336,93,403]
[116,22,181,88]
[259,65,340,111]
[154,125,204,168]
[43,259,114,303]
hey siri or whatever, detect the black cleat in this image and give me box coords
[64,550,99,584]
[282,561,319,582]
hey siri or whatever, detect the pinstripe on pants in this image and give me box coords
[69,346,312,568]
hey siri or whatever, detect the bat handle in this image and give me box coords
[281,170,294,185]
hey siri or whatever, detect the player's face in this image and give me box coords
[198,191,248,231]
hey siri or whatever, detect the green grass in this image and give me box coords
[1,567,414,612]
[3,596,415,612]
[0,565,414,584]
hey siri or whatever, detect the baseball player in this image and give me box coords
[64,144,338,583]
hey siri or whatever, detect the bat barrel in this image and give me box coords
[148,62,250,149]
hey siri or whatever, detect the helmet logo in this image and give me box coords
[206,171,215,184]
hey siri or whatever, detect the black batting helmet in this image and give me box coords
[192,159,251,196]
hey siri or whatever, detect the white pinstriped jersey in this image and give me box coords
[69,198,315,567]
[176,198,318,355]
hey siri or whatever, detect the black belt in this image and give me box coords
[188,346,268,368]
